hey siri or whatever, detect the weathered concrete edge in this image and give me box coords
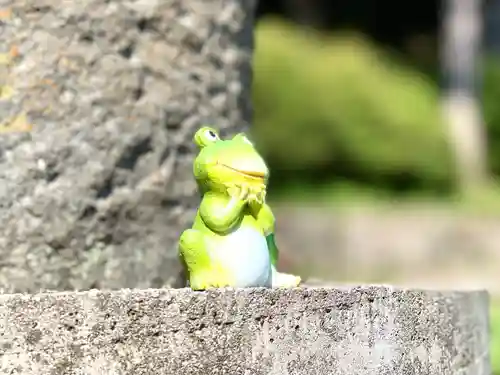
[0,286,491,375]
[0,285,491,300]
[0,285,491,298]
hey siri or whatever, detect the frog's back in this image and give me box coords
[193,212,271,287]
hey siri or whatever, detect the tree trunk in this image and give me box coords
[0,0,256,292]
[441,0,488,191]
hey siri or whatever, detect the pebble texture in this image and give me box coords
[0,286,490,374]
[0,0,255,291]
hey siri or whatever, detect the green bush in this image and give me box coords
[252,18,456,194]
[483,57,500,178]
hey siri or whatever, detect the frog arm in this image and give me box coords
[178,228,211,275]
[199,191,246,234]
[257,202,302,287]
[255,203,279,266]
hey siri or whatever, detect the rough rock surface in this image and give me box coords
[0,0,255,291]
[0,286,490,374]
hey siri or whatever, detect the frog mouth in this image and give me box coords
[219,163,267,180]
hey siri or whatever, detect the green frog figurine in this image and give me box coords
[178,126,302,290]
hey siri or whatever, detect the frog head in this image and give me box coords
[192,126,269,202]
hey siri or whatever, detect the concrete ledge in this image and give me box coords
[0,286,490,374]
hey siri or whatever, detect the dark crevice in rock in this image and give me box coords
[136,17,159,32]
[118,43,135,59]
[161,198,179,208]
[89,281,101,289]
[208,54,224,70]
[183,35,204,53]
[188,72,202,82]
[98,207,119,225]
[84,232,113,253]
[141,66,166,81]
[100,233,113,245]
[131,69,145,101]
[79,32,94,43]
[207,84,225,97]
[132,86,144,101]
[137,18,148,31]
[116,137,152,170]
[29,5,51,13]
[45,169,60,183]
[79,205,97,219]
[95,174,114,199]
[176,144,192,155]
[159,147,170,164]
[47,237,69,251]
[164,119,182,130]
[110,336,124,345]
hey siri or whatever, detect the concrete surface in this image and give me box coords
[0,286,490,374]
[0,0,256,292]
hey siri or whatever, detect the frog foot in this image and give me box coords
[272,271,302,288]
[190,274,231,290]
[179,229,228,290]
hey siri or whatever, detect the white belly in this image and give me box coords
[210,226,271,288]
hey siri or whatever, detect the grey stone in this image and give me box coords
[0,286,491,374]
[0,0,256,292]
[273,205,500,293]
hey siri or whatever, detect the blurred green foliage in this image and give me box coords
[251,18,500,368]
[251,19,500,366]
[483,56,500,179]
[252,18,456,195]
[252,18,500,200]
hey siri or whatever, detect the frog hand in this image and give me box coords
[272,269,302,288]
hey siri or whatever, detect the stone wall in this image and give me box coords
[0,286,490,374]
[275,205,500,293]
[0,0,256,292]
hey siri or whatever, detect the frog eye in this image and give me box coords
[194,126,221,148]
[204,129,219,141]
